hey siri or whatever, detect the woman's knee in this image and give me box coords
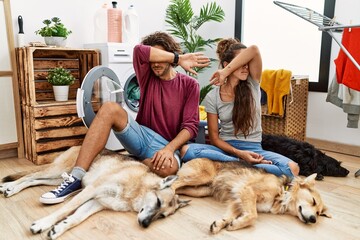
[288,161,300,176]
[180,145,189,159]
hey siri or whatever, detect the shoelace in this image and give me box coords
[51,172,75,194]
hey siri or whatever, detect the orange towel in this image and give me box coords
[261,69,292,116]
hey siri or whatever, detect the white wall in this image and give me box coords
[9,0,234,87]
[306,0,360,146]
[8,0,360,147]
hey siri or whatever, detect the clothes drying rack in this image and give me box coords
[274,1,360,71]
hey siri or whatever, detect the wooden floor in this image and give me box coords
[0,151,359,240]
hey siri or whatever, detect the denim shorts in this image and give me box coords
[113,114,181,167]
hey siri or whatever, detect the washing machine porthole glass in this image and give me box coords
[124,74,139,112]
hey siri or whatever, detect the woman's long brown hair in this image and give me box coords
[217,38,255,138]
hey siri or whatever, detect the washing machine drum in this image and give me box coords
[76,66,125,150]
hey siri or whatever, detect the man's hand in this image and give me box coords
[179,52,210,75]
[151,148,176,171]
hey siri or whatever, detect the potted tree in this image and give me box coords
[47,67,75,101]
[165,0,225,103]
[35,17,72,47]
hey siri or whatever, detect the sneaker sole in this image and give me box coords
[39,189,82,205]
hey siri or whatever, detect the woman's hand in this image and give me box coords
[209,69,227,86]
[236,150,272,165]
[179,52,210,75]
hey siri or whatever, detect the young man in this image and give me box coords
[40,31,210,204]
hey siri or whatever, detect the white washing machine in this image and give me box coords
[77,43,139,150]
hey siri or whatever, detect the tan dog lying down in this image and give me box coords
[0,146,188,239]
[172,158,331,234]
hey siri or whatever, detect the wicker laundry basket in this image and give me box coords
[261,78,309,141]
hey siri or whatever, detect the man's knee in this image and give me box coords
[97,102,128,130]
[156,165,179,177]
[143,159,179,177]
[98,102,124,117]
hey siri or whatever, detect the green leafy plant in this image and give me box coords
[200,84,214,104]
[165,0,225,75]
[165,0,224,102]
[35,17,72,38]
[47,67,75,86]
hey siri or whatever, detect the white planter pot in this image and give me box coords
[53,85,69,101]
[45,37,67,47]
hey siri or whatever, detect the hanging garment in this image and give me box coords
[326,74,360,128]
[334,28,360,91]
[260,69,292,116]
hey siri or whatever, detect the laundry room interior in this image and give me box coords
[0,0,360,240]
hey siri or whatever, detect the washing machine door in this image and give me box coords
[76,66,124,150]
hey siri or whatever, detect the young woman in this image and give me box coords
[181,38,299,178]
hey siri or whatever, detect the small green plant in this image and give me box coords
[47,67,75,86]
[35,17,72,38]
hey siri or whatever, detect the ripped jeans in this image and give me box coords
[181,141,295,178]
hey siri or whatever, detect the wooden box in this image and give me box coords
[261,78,309,141]
[16,47,100,164]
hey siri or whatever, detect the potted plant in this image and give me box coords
[35,17,72,47]
[47,67,75,101]
[165,0,223,103]
[165,0,225,75]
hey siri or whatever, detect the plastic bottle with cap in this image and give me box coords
[107,1,122,43]
[124,4,140,45]
[94,3,108,43]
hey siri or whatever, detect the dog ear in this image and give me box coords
[160,175,178,189]
[177,198,191,208]
[320,205,332,218]
[302,173,317,186]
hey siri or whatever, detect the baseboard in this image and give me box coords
[0,143,18,159]
[306,138,360,157]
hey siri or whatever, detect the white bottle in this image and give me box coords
[124,4,140,45]
[94,3,108,43]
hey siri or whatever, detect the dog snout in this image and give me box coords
[308,215,316,223]
[138,218,152,228]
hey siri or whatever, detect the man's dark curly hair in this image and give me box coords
[142,31,182,66]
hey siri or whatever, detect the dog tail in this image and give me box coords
[2,172,27,182]
[1,164,51,183]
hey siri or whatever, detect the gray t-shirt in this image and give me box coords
[203,77,262,142]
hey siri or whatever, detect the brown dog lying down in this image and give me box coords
[172,158,331,234]
[0,146,189,240]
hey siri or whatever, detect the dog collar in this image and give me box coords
[284,182,292,191]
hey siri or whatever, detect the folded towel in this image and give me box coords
[199,105,207,120]
[261,69,292,116]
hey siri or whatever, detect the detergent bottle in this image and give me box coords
[124,4,140,45]
[94,3,108,43]
[107,1,123,42]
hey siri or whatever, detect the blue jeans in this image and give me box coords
[182,140,296,178]
[114,115,181,167]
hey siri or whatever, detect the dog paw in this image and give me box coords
[47,221,67,239]
[226,221,239,231]
[30,219,53,234]
[210,219,227,234]
[0,183,18,197]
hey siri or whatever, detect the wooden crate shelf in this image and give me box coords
[16,47,100,164]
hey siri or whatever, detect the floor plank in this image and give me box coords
[0,151,359,240]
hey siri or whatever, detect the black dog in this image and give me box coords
[261,134,350,180]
